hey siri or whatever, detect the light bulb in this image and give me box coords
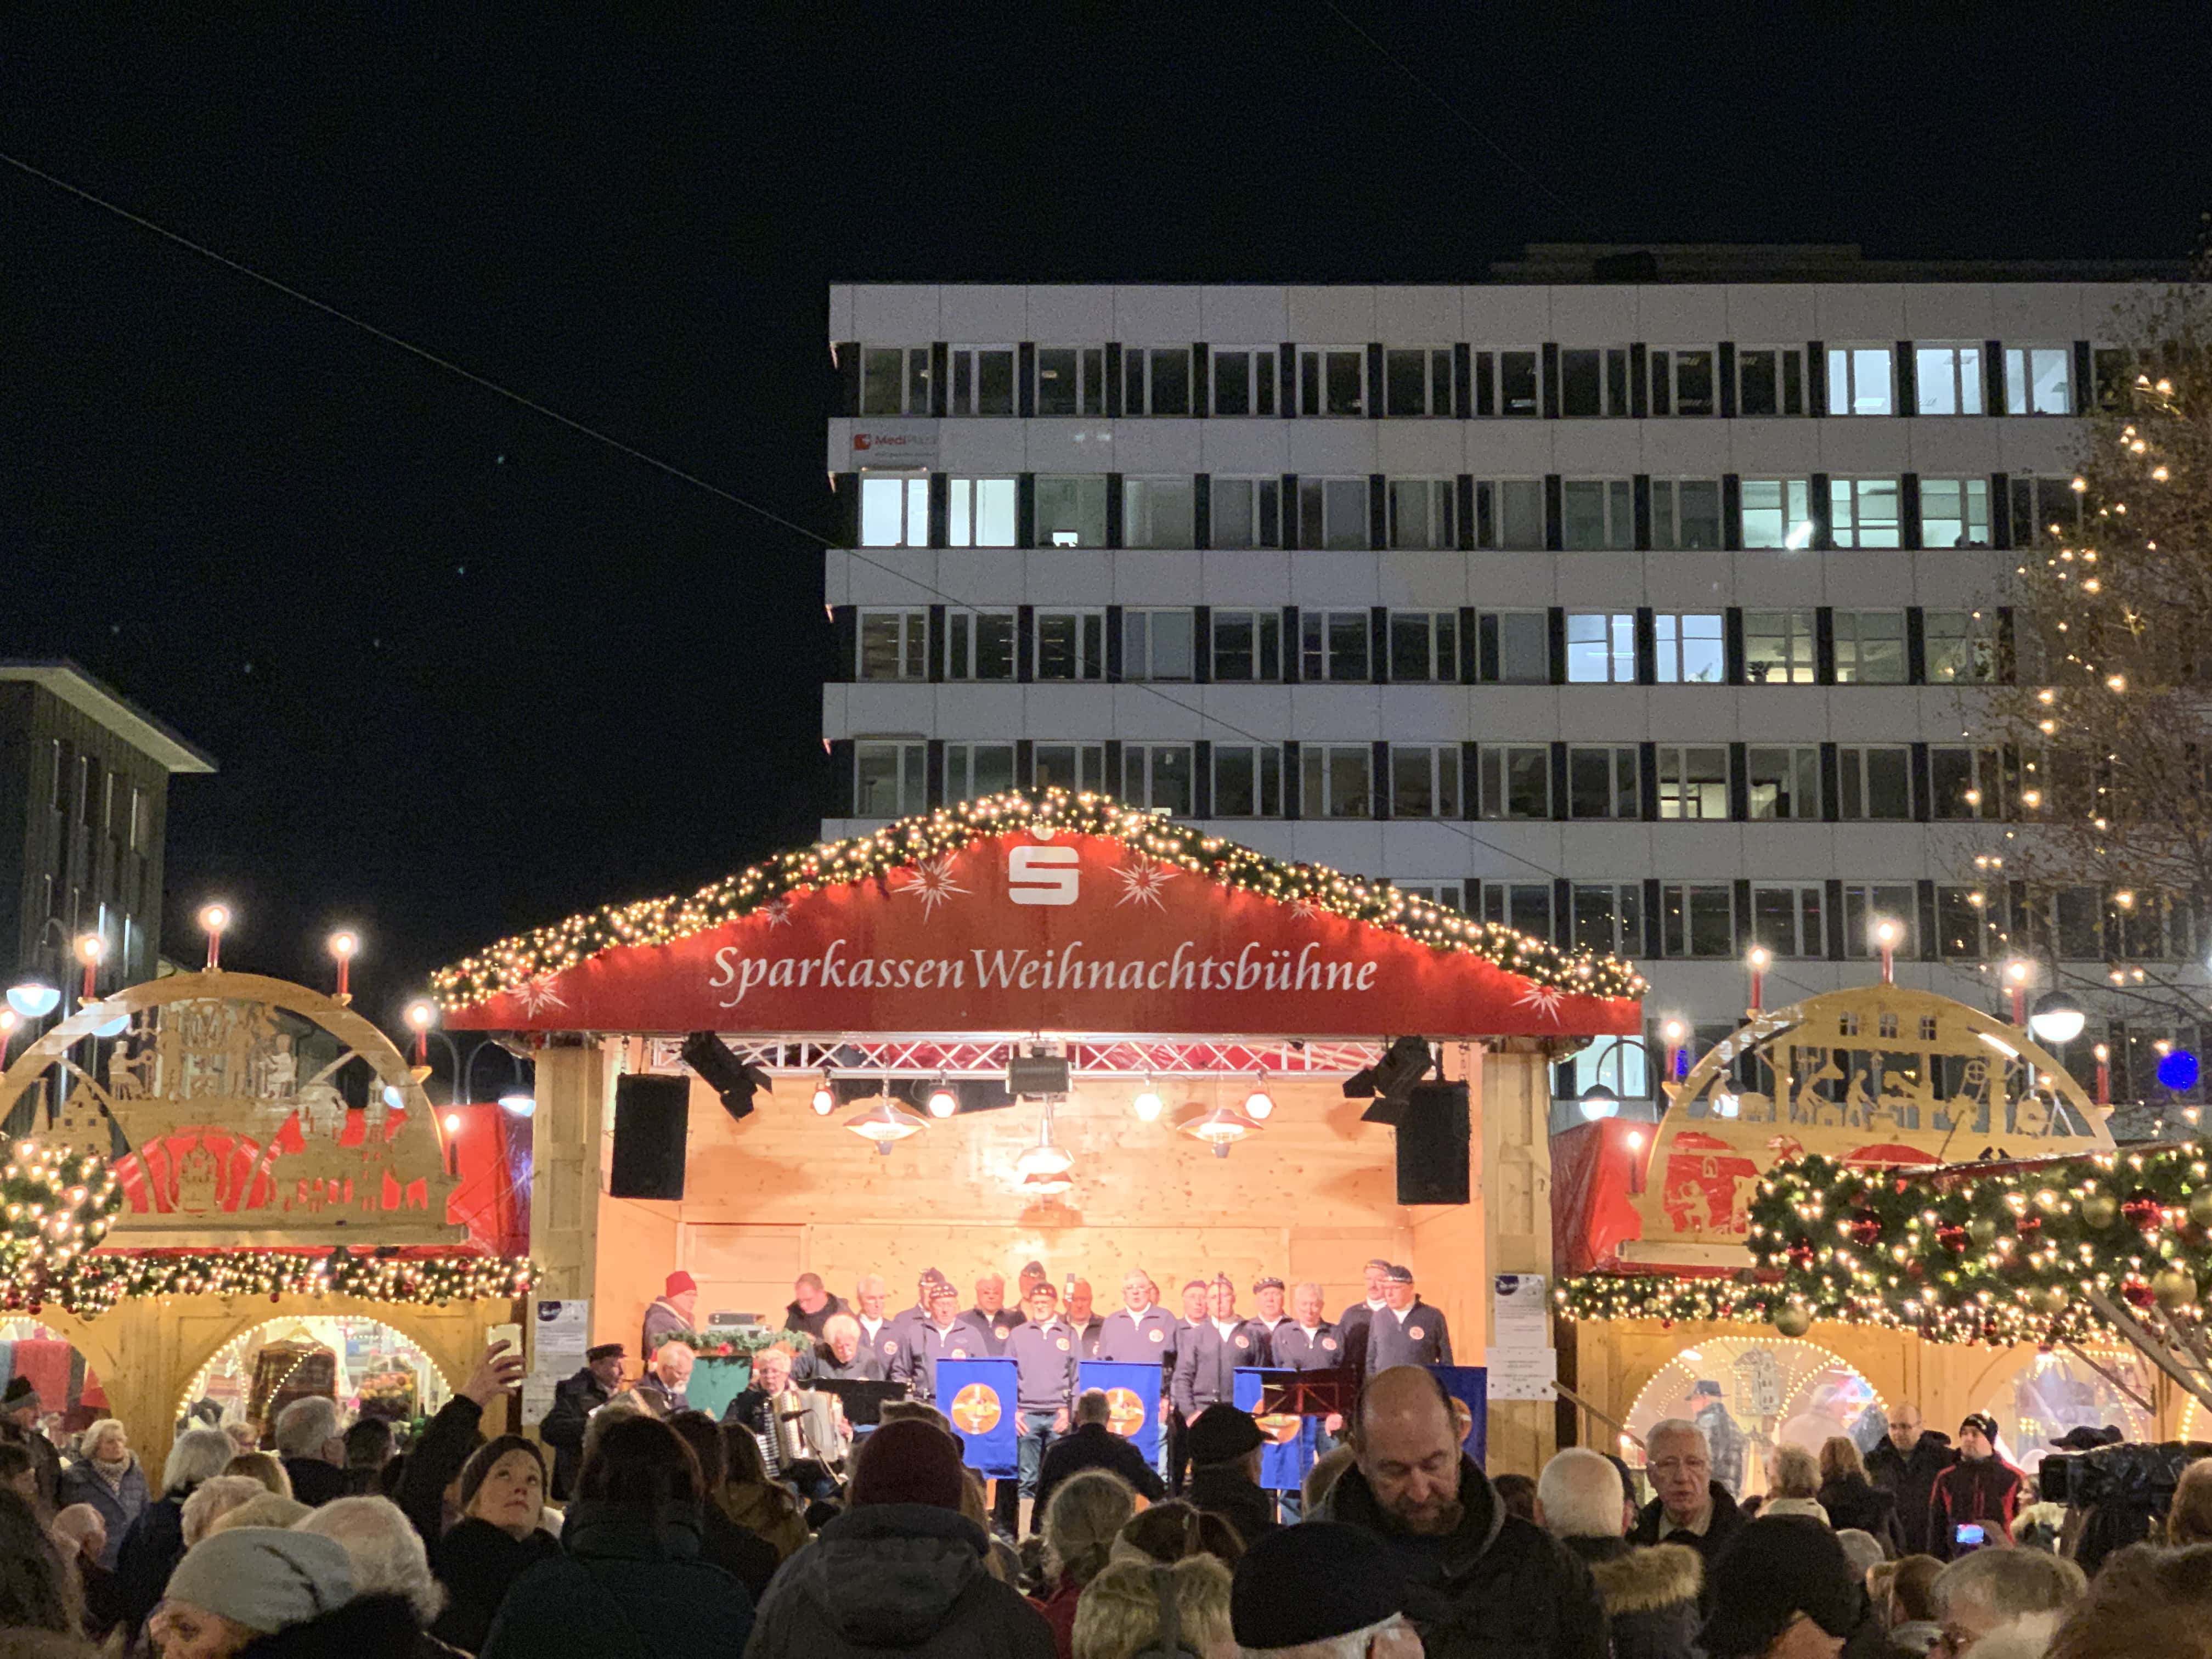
[1132,1087,1164,1122]
[811,1082,836,1116]
[926,1084,959,1119]
[1243,1086,1274,1121]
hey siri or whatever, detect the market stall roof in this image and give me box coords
[435,792,1644,1040]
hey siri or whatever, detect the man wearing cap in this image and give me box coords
[958,1272,1022,1355]
[1696,1516,1867,1659]
[1337,1259,1394,1379]
[1232,1521,1421,1658]
[1866,1402,1956,1556]
[885,1268,944,1363]
[1363,1265,1452,1375]
[1319,1365,1604,1656]
[0,1378,59,1509]
[1928,1413,2022,1561]
[148,1527,359,1656]
[889,1277,978,1406]
[641,1271,698,1359]
[852,1274,902,1373]
[782,1272,851,1342]
[1005,1281,1080,1534]
[1252,1276,1295,1355]
[1186,1403,1280,1544]
[537,1341,624,1500]
[1063,1277,1103,1358]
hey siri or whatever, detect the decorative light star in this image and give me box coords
[1112,855,1177,910]
[890,854,969,916]
[511,974,568,1016]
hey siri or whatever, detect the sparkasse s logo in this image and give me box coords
[1007,845,1079,905]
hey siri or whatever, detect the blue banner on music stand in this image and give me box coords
[1079,1361,1163,1469]
[935,1357,1019,1478]
[1233,1368,1317,1492]
[1434,1365,1488,1469]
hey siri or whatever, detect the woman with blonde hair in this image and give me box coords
[1072,1555,1234,1659]
[53,1419,145,1570]
[1033,1471,1137,1659]
[177,1475,270,1547]
[718,1420,809,1561]
[1817,1434,1902,1555]
[220,1451,293,1498]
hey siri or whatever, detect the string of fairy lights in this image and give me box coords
[429,789,1649,1010]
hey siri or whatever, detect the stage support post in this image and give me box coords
[1480,1041,1561,1477]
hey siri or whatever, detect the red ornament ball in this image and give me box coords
[2015,1214,2042,1242]
[1848,1212,1883,1249]
[2122,1276,2158,1311]
[1936,1223,1969,1254]
[2123,1190,2165,1234]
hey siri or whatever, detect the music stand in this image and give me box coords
[1257,1367,1358,1421]
[810,1378,907,1427]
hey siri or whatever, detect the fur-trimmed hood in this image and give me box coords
[1564,1537,1703,1615]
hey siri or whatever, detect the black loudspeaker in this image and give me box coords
[1394,1080,1470,1205]
[610,1074,690,1200]
[681,1031,768,1124]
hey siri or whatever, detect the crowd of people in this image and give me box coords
[1,1314,2210,1657]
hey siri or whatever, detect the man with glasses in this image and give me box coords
[1927,1548,2086,1652]
[1629,1418,1747,1566]
[1867,1401,1956,1556]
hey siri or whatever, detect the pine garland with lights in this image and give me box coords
[0,1143,123,1276]
[430,789,1648,1010]
[648,1327,797,1358]
[1554,1273,1781,1328]
[13,1245,536,1321]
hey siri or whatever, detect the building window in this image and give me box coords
[1397,881,1466,912]
[1388,479,1458,550]
[1301,611,1370,681]
[859,475,929,547]
[1122,744,1194,814]
[1571,883,1642,955]
[1385,348,1456,416]
[1480,611,1550,684]
[1915,343,1986,415]
[1833,611,1906,684]
[1299,477,1370,550]
[1752,884,1826,957]
[1036,476,1109,547]
[1657,746,1729,819]
[948,476,1018,547]
[1479,746,1551,820]
[1920,478,1992,549]
[1211,348,1278,417]
[1925,611,1997,683]
[1565,613,1635,683]
[1841,884,1916,956]
[1747,746,1821,820]
[1475,480,1547,550]
[1651,479,1723,550]
[1830,478,1901,548]
[1473,350,1542,417]
[1035,610,1106,680]
[1297,348,1367,416]
[1742,478,1815,549]
[949,346,1016,416]
[860,347,931,415]
[1389,611,1460,682]
[2004,345,2073,415]
[1636,346,1712,416]
[1483,882,1554,938]
[1211,611,1283,681]
[1124,477,1195,548]
[855,742,927,817]
[2009,476,2081,549]
[1737,346,1805,416]
[1567,746,1639,819]
[1212,477,1282,549]
[1561,479,1633,550]
[1124,347,1193,416]
[1744,610,1817,684]
[1838,747,1914,820]
[1934,885,1989,959]
[944,609,1017,680]
[945,742,1016,799]
[1661,884,1736,957]
[1033,743,1108,792]
[128,786,146,853]
[1929,746,2001,819]
[1559,347,1631,417]
[1390,746,1462,818]
[1654,612,1725,684]
[1211,745,1282,817]
[1122,609,1195,680]
[857,610,928,680]
[1035,346,1106,416]
[1302,746,1374,818]
[1826,346,1896,415]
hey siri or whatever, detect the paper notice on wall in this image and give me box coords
[1493,1274,1550,1349]
[1484,1345,1558,1401]
[523,1300,590,1424]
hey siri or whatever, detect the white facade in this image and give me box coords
[819,253,2172,1113]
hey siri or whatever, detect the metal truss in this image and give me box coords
[641,1035,1383,1079]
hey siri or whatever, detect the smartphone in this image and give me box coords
[1954,1522,1988,1553]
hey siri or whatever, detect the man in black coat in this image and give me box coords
[537,1342,624,1500]
[1628,1418,1746,1573]
[1539,1446,1702,1659]
[0,1380,59,1510]
[1865,1402,1957,1556]
[1034,1388,1165,1518]
[1317,1367,1607,1657]
[1184,1405,1279,1547]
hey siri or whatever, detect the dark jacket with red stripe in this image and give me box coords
[1928,1455,2021,1558]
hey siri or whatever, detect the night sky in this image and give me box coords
[4,6,2207,1027]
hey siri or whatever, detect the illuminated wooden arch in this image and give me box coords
[1633,985,2111,1251]
[0,972,458,1245]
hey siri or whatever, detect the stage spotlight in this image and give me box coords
[1132,1082,1164,1122]
[1243,1081,1275,1121]
[926,1079,960,1119]
[810,1073,836,1116]
[1353,1037,1434,1122]
[681,1031,770,1125]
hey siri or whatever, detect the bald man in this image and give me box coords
[1316,1367,1606,1657]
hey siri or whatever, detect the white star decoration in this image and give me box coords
[512,974,568,1015]
[1285,896,1324,922]
[891,854,969,915]
[1112,856,1177,909]
[760,899,793,929]
[1514,982,1566,1022]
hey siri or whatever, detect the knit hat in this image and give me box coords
[457,1436,546,1510]
[1231,1522,1404,1647]
[847,1418,967,1511]
[1697,1517,1863,1659]
[1959,1412,2000,1440]
[664,1271,697,1297]
[1187,1405,1264,1465]
[162,1527,356,1635]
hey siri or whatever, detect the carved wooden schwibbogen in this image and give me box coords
[0,972,460,1245]
[1622,984,2113,1266]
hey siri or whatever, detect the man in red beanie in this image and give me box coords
[641,1271,698,1359]
[745,1419,1055,1657]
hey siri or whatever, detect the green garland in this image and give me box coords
[1554,1273,1781,1328]
[650,1326,798,1358]
[7,1245,535,1321]
[430,789,1649,1009]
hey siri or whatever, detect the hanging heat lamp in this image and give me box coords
[1180,1102,1260,1158]
[1015,1107,1075,1180]
[843,1098,927,1155]
[1016,1167,1074,1198]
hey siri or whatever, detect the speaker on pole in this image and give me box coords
[1393,1080,1470,1205]
[610,1074,689,1200]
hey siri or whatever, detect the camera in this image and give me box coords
[2039,1441,2203,1509]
